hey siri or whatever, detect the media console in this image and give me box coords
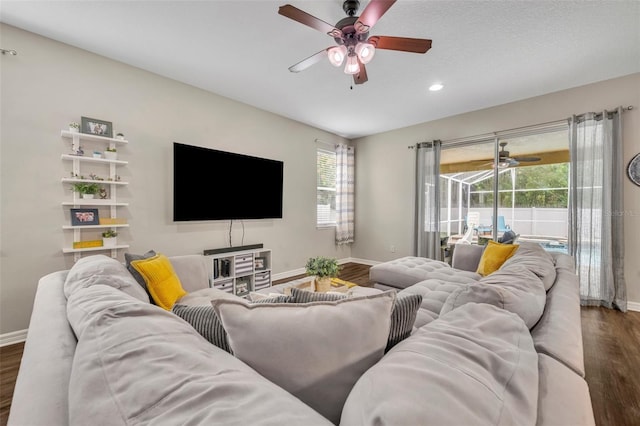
[205,246,271,298]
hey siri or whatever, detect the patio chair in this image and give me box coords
[495,216,510,233]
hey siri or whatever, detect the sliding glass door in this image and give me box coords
[438,126,569,252]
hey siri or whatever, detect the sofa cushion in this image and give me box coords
[66,285,332,425]
[476,240,519,276]
[341,303,539,426]
[441,266,546,329]
[398,279,468,328]
[531,267,585,377]
[501,241,557,291]
[451,243,485,272]
[288,287,422,352]
[536,354,596,426]
[211,291,395,424]
[63,254,149,303]
[165,254,210,293]
[130,254,187,310]
[370,256,480,289]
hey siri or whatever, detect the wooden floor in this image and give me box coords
[1,263,638,426]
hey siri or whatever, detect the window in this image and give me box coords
[317,147,337,227]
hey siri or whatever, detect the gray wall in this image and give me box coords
[351,73,640,306]
[2,23,639,336]
[0,24,351,335]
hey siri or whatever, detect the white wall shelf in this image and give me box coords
[62,201,129,206]
[62,245,130,254]
[61,129,130,261]
[62,224,130,230]
[61,154,128,165]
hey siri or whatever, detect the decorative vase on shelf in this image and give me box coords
[102,237,117,248]
[104,151,117,160]
[81,193,94,199]
[69,123,80,133]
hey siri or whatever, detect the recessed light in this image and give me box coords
[429,83,444,92]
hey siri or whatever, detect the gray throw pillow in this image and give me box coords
[211,291,396,424]
[289,288,422,352]
[124,250,156,293]
[173,294,291,353]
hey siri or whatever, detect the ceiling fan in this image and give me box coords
[278,0,432,85]
[489,142,542,168]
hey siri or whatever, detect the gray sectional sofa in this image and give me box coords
[9,242,595,425]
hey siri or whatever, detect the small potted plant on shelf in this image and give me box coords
[69,122,80,133]
[71,182,101,199]
[101,230,118,247]
[104,147,117,160]
[305,256,340,293]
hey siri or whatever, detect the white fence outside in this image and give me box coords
[441,207,568,239]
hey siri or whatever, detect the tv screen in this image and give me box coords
[173,142,284,221]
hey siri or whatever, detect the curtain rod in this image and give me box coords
[315,138,353,150]
[427,105,634,148]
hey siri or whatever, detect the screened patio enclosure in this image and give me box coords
[440,164,569,252]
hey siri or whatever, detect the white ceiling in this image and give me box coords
[2,0,639,139]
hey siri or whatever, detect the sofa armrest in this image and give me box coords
[169,255,210,292]
[9,272,75,426]
[451,244,484,272]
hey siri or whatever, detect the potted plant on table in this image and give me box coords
[71,182,101,199]
[102,230,118,247]
[305,256,340,293]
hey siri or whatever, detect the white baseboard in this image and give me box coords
[627,301,640,312]
[0,329,27,347]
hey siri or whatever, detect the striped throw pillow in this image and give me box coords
[290,287,347,303]
[172,295,290,353]
[386,293,423,352]
[173,304,231,353]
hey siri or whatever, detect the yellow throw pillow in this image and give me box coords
[131,254,187,310]
[476,241,519,276]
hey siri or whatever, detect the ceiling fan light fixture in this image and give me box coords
[493,160,512,169]
[344,53,360,74]
[327,45,347,67]
[355,41,375,64]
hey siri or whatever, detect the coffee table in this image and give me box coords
[256,276,382,297]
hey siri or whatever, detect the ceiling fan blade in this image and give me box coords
[353,60,368,85]
[369,35,432,53]
[513,156,541,162]
[288,48,329,73]
[278,4,342,38]
[356,0,397,33]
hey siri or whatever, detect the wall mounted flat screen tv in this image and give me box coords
[173,142,284,221]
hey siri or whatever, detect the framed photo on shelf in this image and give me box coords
[81,116,113,138]
[255,256,266,270]
[70,208,100,226]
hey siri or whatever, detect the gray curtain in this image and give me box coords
[415,141,441,259]
[335,144,355,244]
[569,107,627,311]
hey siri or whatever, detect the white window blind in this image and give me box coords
[317,147,337,226]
